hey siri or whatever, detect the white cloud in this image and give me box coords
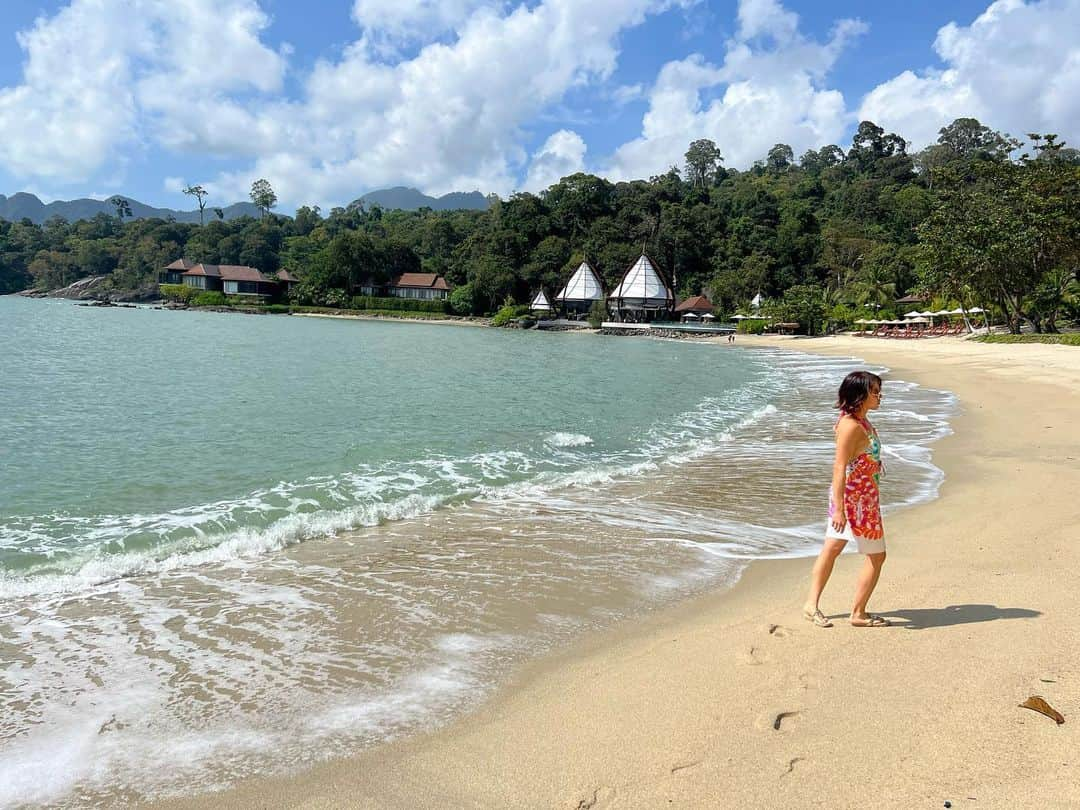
[205,0,683,206]
[0,0,284,181]
[1,0,685,207]
[859,0,1080,148]
[523,129,587,192]
[607,0,864,180]
[11,0,1076,212]
[351,0,498,42]
[736,0,798,43]
[611,83,646,106]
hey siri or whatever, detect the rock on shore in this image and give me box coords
[17,276,159,303]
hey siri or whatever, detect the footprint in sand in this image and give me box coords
[739,644,768,665]
[755,708,800,731]
[767,623,793,638]
[574,786,616,809]
[671,759,702,774]
[781,757,804,777]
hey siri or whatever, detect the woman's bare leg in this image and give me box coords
[850,551,887,621]
[804,538,846,614]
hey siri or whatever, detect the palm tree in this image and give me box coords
[850,263,897,310]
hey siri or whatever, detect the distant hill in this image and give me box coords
[0,192,262,225]
[0,186,490,225]
[354,186,489,211]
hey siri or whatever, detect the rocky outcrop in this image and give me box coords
[18,276,160,303]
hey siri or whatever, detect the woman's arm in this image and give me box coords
[830,418,862,531]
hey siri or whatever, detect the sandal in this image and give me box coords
[850,614,891,627]
[803,608,833,628]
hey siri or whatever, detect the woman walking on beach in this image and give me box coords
[803,371,890,628]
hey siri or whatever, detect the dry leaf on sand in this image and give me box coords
[1019,696,1065,725]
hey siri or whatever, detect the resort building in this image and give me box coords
[555,261,604,315]
[159,261,293,299]
[275,269,300,296]
[387,273,452,300]
[530,290,552,313]
[895,293,928,306]
[160,259,196,284]
[674,294,715,321]
[607,254,674,322]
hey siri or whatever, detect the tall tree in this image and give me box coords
[937,117,1016,162]
[250,179,277,219]
[109,196,132,222]
[684,139,723,188]
[183,184,209,225]
[766,143,794,173]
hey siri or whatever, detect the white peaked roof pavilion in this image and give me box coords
[530,290,552,311]
[609,255,673,307]
[555,261,604,303]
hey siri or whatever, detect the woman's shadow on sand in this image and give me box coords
[876,604,1041,629]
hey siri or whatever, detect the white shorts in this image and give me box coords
[824,519,886,555]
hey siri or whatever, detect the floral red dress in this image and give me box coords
[828,415,884,540]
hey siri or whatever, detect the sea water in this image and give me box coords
[0,296,956,806]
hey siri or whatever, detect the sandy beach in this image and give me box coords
[157,334,1080,810]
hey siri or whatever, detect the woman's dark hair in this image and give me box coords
[835,370,883,415]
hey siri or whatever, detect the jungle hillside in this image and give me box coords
[2,118,1077,334]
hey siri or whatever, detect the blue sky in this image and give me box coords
[0,0,1076,212]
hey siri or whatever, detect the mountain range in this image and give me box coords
[0,187,490,225]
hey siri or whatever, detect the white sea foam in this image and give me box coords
[545,432,594,448]
[0,623,523,807]
[0,493,447,599]
[1,300,962,810]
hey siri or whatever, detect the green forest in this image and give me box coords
[2,118,1077,334]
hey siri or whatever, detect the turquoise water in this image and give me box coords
[0,296,956,806]
[2,296,778,587]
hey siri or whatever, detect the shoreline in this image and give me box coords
[154,335,1080,808]
[290,311,491,328]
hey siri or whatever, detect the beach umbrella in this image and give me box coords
[932,309,952,316]
[967,307,985,313]
[855,318,868,324]
[904,310,922,318]
[731,314,748,320]
[701,313,716,321]
[948,308,965,315]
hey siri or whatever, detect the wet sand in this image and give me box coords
[155,334,1080,809]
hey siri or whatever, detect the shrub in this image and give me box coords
[974,334,1080,346]
[492,303,531,327]
[348,295,450,314]
[736,318,767,334]
[191,291,227,307]
[449,283,476,315]
[775,283,825,335]
[323,288,349,308]
[159,283,197,303]
[587,298,607,328]
[828,303,859,333]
